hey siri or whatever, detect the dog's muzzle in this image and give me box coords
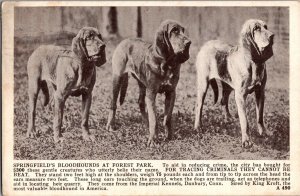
[260,34,274,61]
[176,40,191,63]
[90,45,106,66]
[261,34,274,51]
[268,34,274,46]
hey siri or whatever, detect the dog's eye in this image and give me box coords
[254,25,261,31]
[172,27,179,34]
[264,25,268,30]
[254,26,259,30]
[86,33,94,40]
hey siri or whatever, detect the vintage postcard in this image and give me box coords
[2,1,300,195]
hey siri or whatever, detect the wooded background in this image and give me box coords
[15,7,288,46]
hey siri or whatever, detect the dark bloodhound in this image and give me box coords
[194,19,274,148]
[27,27,106,143]
[106,20,191,147]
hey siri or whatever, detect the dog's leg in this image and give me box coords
[221,82,233,119]
[255,70,272,136]
[255,86,266,135]
[138,81,148,126]
[255,70,272,137]
[194,77,209,132]
[81,92,95,141]
[53,91,66,143]
[235,91,252,148]
[145,89,157,147]
[106,74,122,131]
[27,77,40,138]
[255,85,272,137]
[40,81,50,106]
[163,90,176,141]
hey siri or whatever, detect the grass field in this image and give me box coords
[14,36,289,160]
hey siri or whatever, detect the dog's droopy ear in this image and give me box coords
[72,28,90,61]
[240,19,262,62]
[147,20,184,76]
[154,20,178,60]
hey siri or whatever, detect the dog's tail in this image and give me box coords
[210,79,219,104]
[119,73,129,106]
[40,80,50,106]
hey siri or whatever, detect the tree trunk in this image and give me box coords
[60,7,65,32]
[136,7,142,37]
[102,7,118,38]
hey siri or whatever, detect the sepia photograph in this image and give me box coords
[13,6,289,160]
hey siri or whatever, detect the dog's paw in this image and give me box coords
[26,130,37,139]
[196,132,203,140]
[163,134,173,142]
[242,140,253,149]
[192,127,203,139]
[147,139,156,148]
[89,134,96,142]
[107,125,118,132]
[53,136,65,143]
[82,133,96,142]
[194,126,203,134]
[258,125,273,137]
[257,124,266,135]
[106,123,117,132]
[224,113,233,122]
[163,128,173,141]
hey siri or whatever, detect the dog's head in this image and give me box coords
[240,19,274,63]
[154,20,191,64]
[72,27,106,67]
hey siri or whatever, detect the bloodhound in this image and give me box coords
[106,20,191,147]
[194,19,274,148]
[27,27,106,143]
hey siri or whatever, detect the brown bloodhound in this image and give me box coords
[27,27,106,143]
[194,19,274,148]
[106,20,191,147]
